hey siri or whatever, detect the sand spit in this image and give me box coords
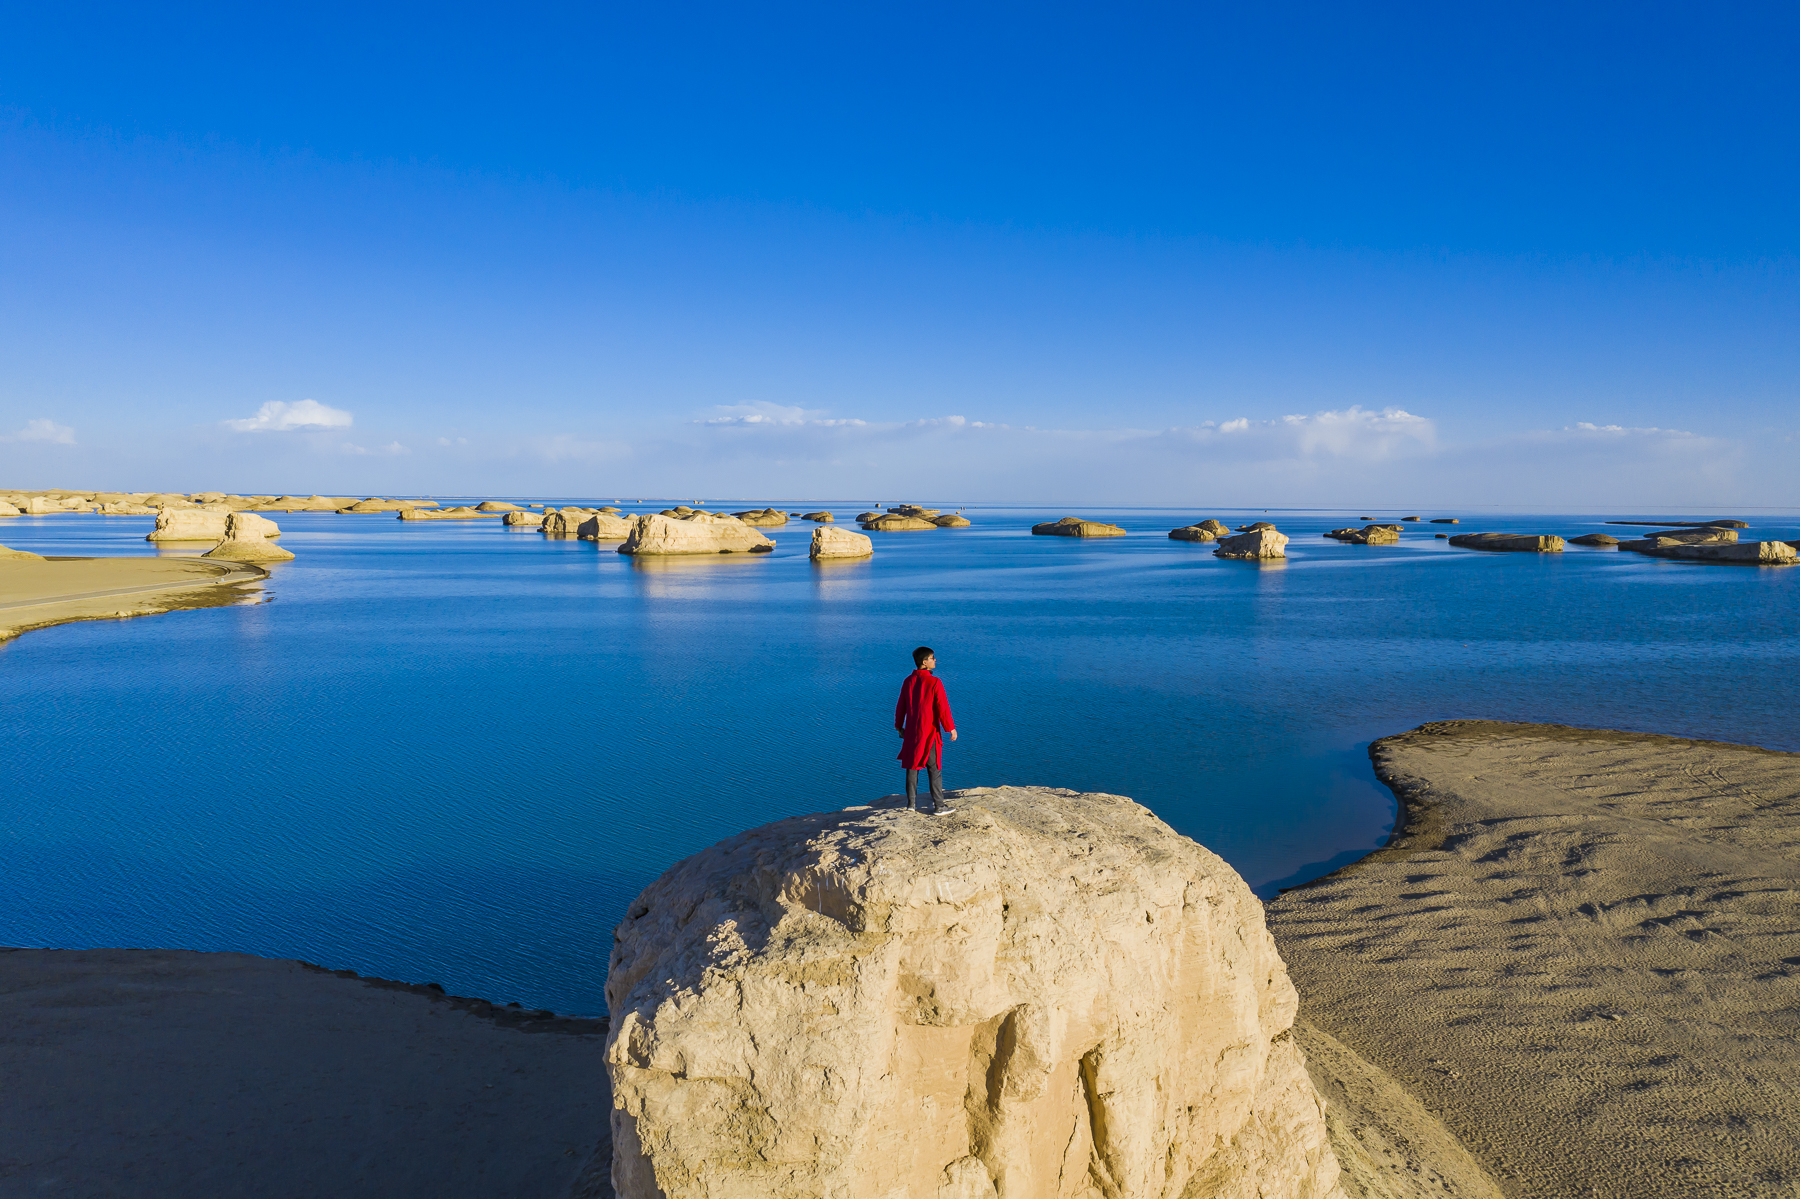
[0,949,613,1199]
[0,555,265,642]
[1266,721,1800,1198]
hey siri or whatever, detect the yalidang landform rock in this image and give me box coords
[605,785,1345,1199]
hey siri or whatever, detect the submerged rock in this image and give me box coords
[1032,517,1126,537]
[619,513,775,555]
[1448,533,1565,553]
[809,526,873,560]
[147,509,230,542]
[1569,533,1619,547]
[605,786,1344,1199]
[1215,529,1289,559]
[201,513,293,562]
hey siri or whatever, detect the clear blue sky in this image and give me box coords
[2,1,1795,505]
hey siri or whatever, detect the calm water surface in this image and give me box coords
[3,505,1797,1014]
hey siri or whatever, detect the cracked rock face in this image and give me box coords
[605,786,1343,1199]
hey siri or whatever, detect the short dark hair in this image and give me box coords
[912,646,935,667]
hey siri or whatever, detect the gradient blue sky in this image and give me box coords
[2,1,1795,505]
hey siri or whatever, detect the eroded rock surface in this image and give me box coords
[147,508,230,542]
[1031,517,1126,537]
[202,512,294,562]
[1447,533,1564,553]
[606,786,1344,1199]
[619,513,775,555]
[1215,529,1289,559]
[810,526,874,560]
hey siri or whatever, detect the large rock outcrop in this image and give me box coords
[605,786,1344,1199]
[732,508,789,527]
[503,509,546,527]
[619,513,775,555]
[1323,527,1398,545]
[201,513,294,562]
[1215,529,1288,559]
[1447,533,1564,553]
[578,513,634,541]
[1031,517,1126,538]
[147,508,230,542]
[1646,540,1796,564]
[810,526,874,560]
[1168,524,1218,542]
[862,513,940,531]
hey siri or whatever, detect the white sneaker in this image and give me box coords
[931,807,956,817]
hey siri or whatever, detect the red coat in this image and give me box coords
[895,669,956,769]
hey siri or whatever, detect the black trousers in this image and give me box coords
[904,764,944,811]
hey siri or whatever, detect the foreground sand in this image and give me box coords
[0,555,265,641]
[1267,721,1800,1198]
[0,949,614,1198]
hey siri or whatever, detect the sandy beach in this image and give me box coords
[0,949,614,1198]
[0,555,265,642]
[1266,721,1800,1198]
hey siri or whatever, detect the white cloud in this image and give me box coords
[224,399,354,433]
[1,418,76,445]
[341,441,410,456]
[702,401,833,426]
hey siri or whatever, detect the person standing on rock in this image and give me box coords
[895,646,957,815]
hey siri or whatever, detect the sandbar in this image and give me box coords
[1266,721,1800,1198]
[0,948,614,1198]
[0,555,265,642]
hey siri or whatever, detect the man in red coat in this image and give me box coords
[895,645,957,815]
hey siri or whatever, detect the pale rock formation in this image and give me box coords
[398,506,502,521]
[542,510,596,535]
[1646,540,1796,564]
[578,513,634,541]
[475,501,518,512]
[856,511,883,522]
[733,508,789,527]
[337,498,438,513]
[1324,527,1399,545]
[1447,533,1565,553]
[202,513,295,562]
[99,503,159,514]
[1032,517,1126,537]
[864,514,941,531]
[1168,524,1217,542]
[605,786,1345,1199]
[810,526,874,560]
[1568,533,1619,547]
[147,509,231,542]
[24,497,61,515]
[1215,529,1289,559]
[887,504,940,518]
[1236,522,1277,532]
[802,511,835,523]
[192,491,228,504]
[0,501,18,517]
[932,514,972,528]
[1196,519,1230,535]
[0,544,45,559]
[619,513,775,555]
[1617,528,1738,552]
[503,510,546,527]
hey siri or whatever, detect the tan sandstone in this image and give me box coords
[606,786,1345,1199]
[809,526,874,560]
[863,513,941,531]
[1031,517,1126,538]
[1324,527,1399,545]
[1446,533,1564,553]
[147,508,231,542]
[202,513,295,562]
[619,513,775,556]
[1168,524,1218,542]
[578,513,635,541]
[502,509,546,527]
[1215,529,1289,560]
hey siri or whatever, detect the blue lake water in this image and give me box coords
[3,505,1797,1015]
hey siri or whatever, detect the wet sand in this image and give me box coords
[1267,721,1800,1198]
[0,949,614,1199]
[0,555,264,641]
